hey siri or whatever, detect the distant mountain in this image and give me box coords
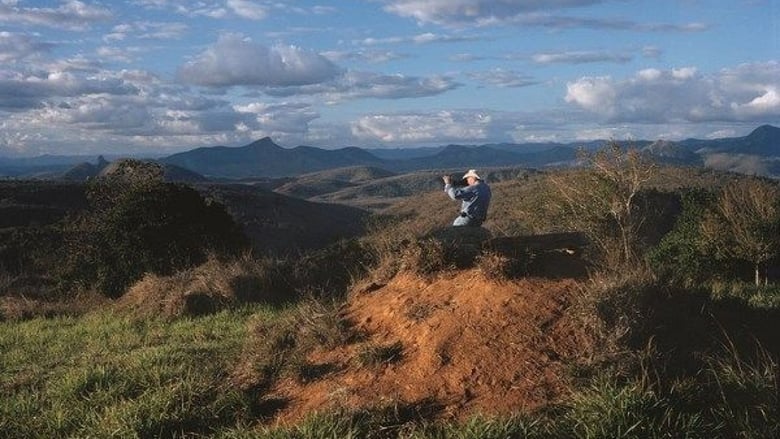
[368,145,446,160]
[61,156,111,181]
[60,157,208,182]
[642,140,702,166]
[678,125,780,156]
[4,125,777,180]
[161,137,385,178]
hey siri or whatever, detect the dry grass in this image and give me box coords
[116,253,293,319]
[230,297,356,392]
[0,291,109,321]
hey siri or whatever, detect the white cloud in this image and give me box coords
[565,76,617,116]
[227,0,267,20]
[104,21,188,42]
[352,110,494,143]
[731,87,779,117]
[381,0,601,26]
[264,70,459,102]
[0,31,53,62]
[0,0,112,31]
[565,62,780,123]
[321,50,408,64]
[380,0,711,33]
[467,68,537,88]
[234,101,319,135]
[357,32,482,46]
[532,50,632,64]
[177,34,341,87]
[0,70,138,110]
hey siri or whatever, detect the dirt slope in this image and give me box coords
[270,270,593,423]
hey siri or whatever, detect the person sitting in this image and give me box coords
[442,169,491,227]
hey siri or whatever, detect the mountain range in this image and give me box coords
[2,125,778,180]
[160,124,779,179]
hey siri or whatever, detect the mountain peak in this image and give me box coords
[747,124,780,142]
[247,137,283,150]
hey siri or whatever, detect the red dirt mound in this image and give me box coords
[269,270,593,423]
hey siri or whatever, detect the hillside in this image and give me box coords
[274,166,396,199]
[195,183,369,254]
[2,161,779,437]
[283,166,534,211]
[267,270,589,423]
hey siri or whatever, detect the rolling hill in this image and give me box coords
[156,125,778,179]
[2,125,777,180]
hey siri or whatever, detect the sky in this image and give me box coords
[0,0,778,157]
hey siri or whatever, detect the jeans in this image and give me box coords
[452,213,483,227]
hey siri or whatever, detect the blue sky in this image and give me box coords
[0,0,778,156]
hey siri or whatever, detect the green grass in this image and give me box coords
[0,305,277,438]
[1,280,777,438]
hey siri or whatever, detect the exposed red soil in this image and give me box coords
[269,270,593,424]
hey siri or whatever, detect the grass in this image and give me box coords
[2,274,778,438]
[0,305,276,438]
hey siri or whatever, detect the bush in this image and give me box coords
[59,179,247,297]
[648,188,725,285]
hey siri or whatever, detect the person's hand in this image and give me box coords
[442,175,451,185]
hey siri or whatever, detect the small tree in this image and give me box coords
[548,141,657,268]
[59,161,247,297]
[648,188,724,285]
[699,177,780,286]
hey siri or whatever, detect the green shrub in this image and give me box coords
[648,188,724,285]
[58,180,247,297]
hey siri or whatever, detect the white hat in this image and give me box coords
[462,169,481,180]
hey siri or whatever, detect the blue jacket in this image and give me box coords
[445,180,492,222]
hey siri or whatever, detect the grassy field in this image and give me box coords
[2,288,777,438]
[0,305,274,438]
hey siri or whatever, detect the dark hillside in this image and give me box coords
[308,167,533,211]
[196,183,370,254]
[275,166,396,199]
[396,145,527,171]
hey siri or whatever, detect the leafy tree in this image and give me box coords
[648,188,724,285]
[548,141,657,268]
[699,177,780,286]
[59,161,247,297]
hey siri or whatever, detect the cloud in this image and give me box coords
[177,34,341,87]
[233,101,319,136]
[264,70,460,102]
[96,46,143,63]
[467,68,538,88]
[381,0,602,26]
[0,31,54,62]
[704,153,770,176]
[532,50,632,64]
[380,0,709,31]
[226,0,267,20]
[0,0,112,31]
[0,70,138,111]
[351,110,494,143]
[347,108,589,145]
[321,50,409,64]
[104,21,188,42]
[133,0,326,21]
[357,32,482,46]
[565,62,780,123]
